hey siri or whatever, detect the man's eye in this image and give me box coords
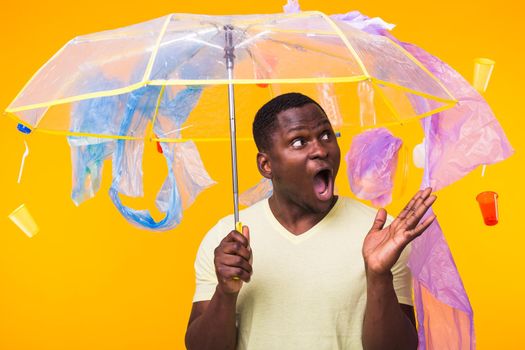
[291,139,305,148]
[320,132,330,141]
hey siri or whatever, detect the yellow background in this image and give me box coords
[0,0,522,349]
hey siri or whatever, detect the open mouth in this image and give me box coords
[313,169,334,201]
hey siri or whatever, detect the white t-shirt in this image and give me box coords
[193,196,412,350]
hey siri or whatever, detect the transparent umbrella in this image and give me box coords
[5,11,457,230]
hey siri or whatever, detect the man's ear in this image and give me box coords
[257,152,272,179]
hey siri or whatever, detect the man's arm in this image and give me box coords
[185,291,238,350]
[362,272,417,350]
[361,187,436,350]
[185,226,252,350]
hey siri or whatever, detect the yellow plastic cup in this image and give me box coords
[8,204,40,238]
[473,58,495,93]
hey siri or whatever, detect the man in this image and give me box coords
[185,93,436,350]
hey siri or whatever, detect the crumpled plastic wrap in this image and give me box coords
[282,0,301,13]
[346,128,402,207]
[70,140,114,205]
[332,8,514,348]
[317,83,343,130]
[156,141,216,212]
[330,10,396,35]
[393,37,514,191]
[409,208,475,349]
[335,8,513,349]
[240,177,273,206]
[69,74,122,205]
[70,82,215,231]
[395,36,511,348]
[109,132,183,230]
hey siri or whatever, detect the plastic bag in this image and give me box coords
[240,177,273,206]
[156,141,216,211]
[386,34,514,191]
[316,83,343,130]
[69,73,122,205]
[109,85,211,230]
[346,128,402,207]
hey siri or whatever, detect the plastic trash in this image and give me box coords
[473,58,495,93]
[17,141,29,184]
[346,128,402,207]
[317,83,343,130]
[476,191,499,226]
[412,140,425,169]
[8,204,39,238]
[240,177,273,206]
[156,141,216,211]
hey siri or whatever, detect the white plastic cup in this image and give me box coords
[473,58,495,93]
[8,204,40,238]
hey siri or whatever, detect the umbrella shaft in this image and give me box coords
[225,25,240,226]
[228,74,239,225]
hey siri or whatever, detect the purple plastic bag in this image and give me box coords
[387,34,514,191]
[346,128,402,207]
[281,5,514,348]
[331,9,508,350]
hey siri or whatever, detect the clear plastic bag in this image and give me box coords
[156,141,216,212]
[70,81,215,230]
[240,177,273,206]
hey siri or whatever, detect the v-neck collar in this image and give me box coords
[263,197,344,244]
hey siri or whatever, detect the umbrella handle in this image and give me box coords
[232,220,244,281]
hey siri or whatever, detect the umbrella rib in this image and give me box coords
[316,12,370,78]
[371,78,457,104]
[7,77,373,113]
[371,80,404,125]
[142,14,173,82]
[383,36,456,101]
[235,30,272,49]
[153,28,221,50]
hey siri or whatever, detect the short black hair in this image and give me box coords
[252,92,326,151]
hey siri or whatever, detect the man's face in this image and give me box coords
[260,103,341,212]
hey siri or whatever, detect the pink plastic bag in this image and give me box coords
[346,128,402,207]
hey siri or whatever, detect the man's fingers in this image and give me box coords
[404,195,437,229]
[217,265,252,282]
[219,254,253,274]
[243,225,250,244]
[370,208,387,231]
[214,227,254,287]
[405,213,436,239]
[220,241,251,260]
[397,190,421,220]
[223,230,250,248]
[410,188,432,212]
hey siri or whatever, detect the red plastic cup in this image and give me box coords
[476,191,499,226]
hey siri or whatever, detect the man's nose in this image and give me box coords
[309,139,328,159]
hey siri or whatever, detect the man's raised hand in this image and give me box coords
[362,187,437,277]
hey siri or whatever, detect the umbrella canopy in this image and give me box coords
[6,11,456,137]
[4,11,458,230]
